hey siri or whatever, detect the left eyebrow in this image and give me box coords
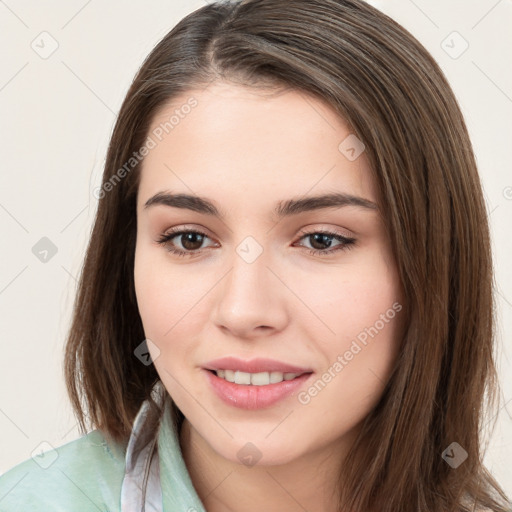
[275,192,378,216]
[143,191,378,219]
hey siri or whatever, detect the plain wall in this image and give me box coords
[0,0,510,498]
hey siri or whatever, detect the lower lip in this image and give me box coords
[203,369,313,410]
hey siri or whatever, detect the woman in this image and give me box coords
[0,0,510,511]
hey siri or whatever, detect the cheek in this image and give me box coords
[133,246,212,358]
[134,242,174,338]
[134,263,174,340]
[296,284,403,441]
[292,251,403,403]
[292,253,402,345]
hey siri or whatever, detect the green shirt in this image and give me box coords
[0,382,207,511]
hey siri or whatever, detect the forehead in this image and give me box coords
[138,81,377,208]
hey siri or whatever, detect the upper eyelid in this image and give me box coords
[162,223,354,238]
[297,226,354,239]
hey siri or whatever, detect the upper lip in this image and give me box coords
[203,356,313,374]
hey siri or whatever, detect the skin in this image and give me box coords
[134,81,405,512]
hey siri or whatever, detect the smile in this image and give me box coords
[204,369,313,410]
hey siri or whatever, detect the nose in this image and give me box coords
[211,247,289,339]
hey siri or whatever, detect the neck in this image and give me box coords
[179,418,358,512]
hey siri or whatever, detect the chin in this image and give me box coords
[206,435,303,468]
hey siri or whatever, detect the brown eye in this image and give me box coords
[177,232,205,251]
[296,230,356,256]
[157,229,215,257]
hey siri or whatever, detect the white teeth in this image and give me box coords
[214,369,302,385]
[269,371,283,383]
[250,372,270,386]
[234,370,251,385]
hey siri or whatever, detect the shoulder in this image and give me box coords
[0,429,127,511]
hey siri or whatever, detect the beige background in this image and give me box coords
[0,0,510,498]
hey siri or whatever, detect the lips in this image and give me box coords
[204,369,313,410]
[202,356,314,410]
[203,356,312,374]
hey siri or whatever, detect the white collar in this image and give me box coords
[120,381,164,512]
[120,381,207,511]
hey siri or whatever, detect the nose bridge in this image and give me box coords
[212,236,288,336]
[224,240,273,313]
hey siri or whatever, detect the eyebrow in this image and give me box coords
[143,191,378,218]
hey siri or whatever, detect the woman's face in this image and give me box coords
[134,81,404,466]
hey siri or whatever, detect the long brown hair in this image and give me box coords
[63,1,511,510]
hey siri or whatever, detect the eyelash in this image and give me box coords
[156,227,356,258]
